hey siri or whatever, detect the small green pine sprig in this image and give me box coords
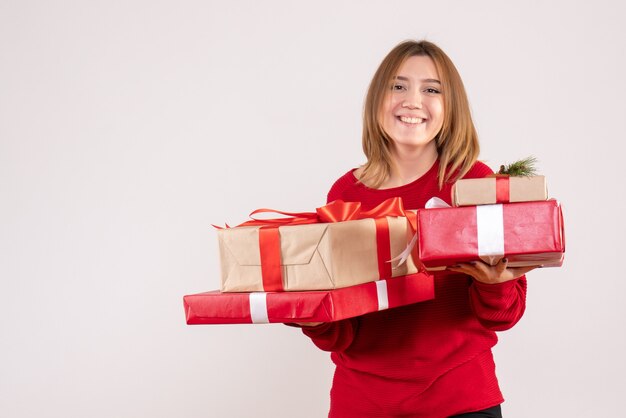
[498,156,538,177]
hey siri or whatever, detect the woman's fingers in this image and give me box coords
[446,263,473,274]
[496,258,508,275]
[446,259,532,284]
[295,322,323,327]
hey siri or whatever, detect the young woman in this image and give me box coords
[296,40,534,417]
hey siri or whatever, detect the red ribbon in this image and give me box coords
[375,217,392,279]
[231,197,413,291]
[495,175,510,203]
[239,197,408,227]
[258,227,283,292]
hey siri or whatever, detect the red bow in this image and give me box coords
[238,197,408,226]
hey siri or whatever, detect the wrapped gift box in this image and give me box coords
[184,272,434,325]
[218,204,419,292]
[417,199,564,270]
[452,175,548,206]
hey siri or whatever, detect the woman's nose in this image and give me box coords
[402,91,422,109]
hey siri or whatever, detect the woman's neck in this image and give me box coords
[380,142,438,189]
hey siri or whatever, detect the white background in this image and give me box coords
[1,1,625,417]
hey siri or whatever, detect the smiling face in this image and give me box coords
[379,55,444,151]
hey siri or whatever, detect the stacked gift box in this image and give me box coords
[184,172,565,325]
[184,198,436,325]
[417,174,565,270]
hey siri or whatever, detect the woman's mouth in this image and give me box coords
[398,116,425,124]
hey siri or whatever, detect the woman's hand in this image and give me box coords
[294,322,323,327]
[447,258,536,284]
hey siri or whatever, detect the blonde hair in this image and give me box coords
[360,40,480,189]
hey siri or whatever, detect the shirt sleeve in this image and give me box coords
[468,275,527,331]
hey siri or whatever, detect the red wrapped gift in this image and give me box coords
[417,199,565,270]
[183,272,434,325]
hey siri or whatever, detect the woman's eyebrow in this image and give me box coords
[393,76,441,84]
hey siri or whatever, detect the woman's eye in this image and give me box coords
[391,84,407,91]
[424,87,441,94]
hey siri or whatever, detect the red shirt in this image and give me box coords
[301,160,527,417]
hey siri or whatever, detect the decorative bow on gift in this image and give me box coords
[237,197,409,226]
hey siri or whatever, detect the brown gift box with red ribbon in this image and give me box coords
[452,175,548,206]
[218,198,419,292]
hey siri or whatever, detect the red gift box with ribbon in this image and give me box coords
[417,199,565,270]
[184,272,434,324]
[217,198,420,292]
[452,175,548,206]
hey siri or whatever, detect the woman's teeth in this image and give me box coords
[399,116,424,124]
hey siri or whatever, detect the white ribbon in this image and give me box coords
[425,197,451,209]
[376,280,389,311]
[249,292,270,324]
[390,233,417,268]
[476,204,505,265]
